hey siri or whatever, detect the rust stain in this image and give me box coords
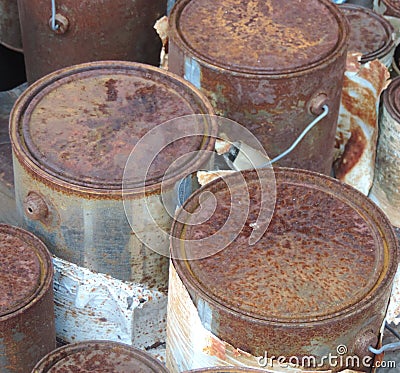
[105,78,118,102]
[334,121,367,179]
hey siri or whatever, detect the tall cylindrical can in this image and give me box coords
[0,224,55,373]
[168,0,349,174]
[10,61,216,289]
[370,76,400,227]
[32,340,169,372]
[17,0,167,83]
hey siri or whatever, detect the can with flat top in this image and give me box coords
[10,60,216,289]
[169,168,398,372]
[168,0,349,174]
[32,340,169,372]
[0,224,55,373]
[339,4,395,66]
[17,0,167,84]
[0,0,23,52]
[370,76,400,228]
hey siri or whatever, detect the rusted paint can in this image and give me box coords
[370,76,400,228]
[339,4,395,66]
[347,0,374,8]
[32,340,169,372]
[168,0,349,174]
[0,224,56,373]
[10,61,215,289]
[17,0,167,84]
[169,168,398,372]
[374,0,400,18]
[0,0,22,52]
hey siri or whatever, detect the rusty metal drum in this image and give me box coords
[370,76,400,228]
[10,61,215,289]
[168,0,349,174]
[32,340,169,372]
[0,0,22,51]
[17,0,167,84]
[339,4,395,66]
[0,224,55,373]
[169,168,398,372]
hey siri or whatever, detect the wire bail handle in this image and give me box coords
[49,0,69,34]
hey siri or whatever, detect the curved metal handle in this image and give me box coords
[269,104,329,164]
[369,322,400,354]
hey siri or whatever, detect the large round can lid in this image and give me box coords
[33,341,169,372]
[339,4,394,62]
[11,62,215,193]
[170,0,348,74]
[171,168,398,322]
[0,224,51,316]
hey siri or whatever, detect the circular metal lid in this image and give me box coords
[339,4,394,62]
[170,0,348,74]
[382,75,400,122]
[11,62,215,192]
[172,168,397,322]
[33,341,168,372]
[382,0,400,16]
[0,224,49,316]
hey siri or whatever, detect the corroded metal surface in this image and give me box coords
[339,4,395,63]
[32,341,169,372]
[169,0,349,174]
[0,0,22,51]
[17,0,167,83]
[10,61,215,286]
[0,224,55,373]
[184,368,265,372]
[377,0,400,17]
[171,168,398,371]
[370,76,400,227]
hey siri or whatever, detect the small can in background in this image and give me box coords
[0,224,55,373]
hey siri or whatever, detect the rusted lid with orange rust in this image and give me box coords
[339,4,395,63]
[171,168,398,322]
[169,0,348,74]
[33,341,169,372]
[10,61,215,193]
[382,75,400,122]
[0,224,52,317]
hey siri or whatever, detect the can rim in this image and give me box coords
[339,4,395,63]
[10,61,217,198]
[171,167,399,325]
[32,340,169,372]
[169,0,349,77]
[382,75,400,123]
[0,224,53,320]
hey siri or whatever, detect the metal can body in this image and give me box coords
[10,61,216,289]
[168,0,349,174]
[370,76,400,228]
[17,0,167,83]
[0,0,22,52]
[0,224,56,373]
[32,340,169,372]
[169,168,398,372]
